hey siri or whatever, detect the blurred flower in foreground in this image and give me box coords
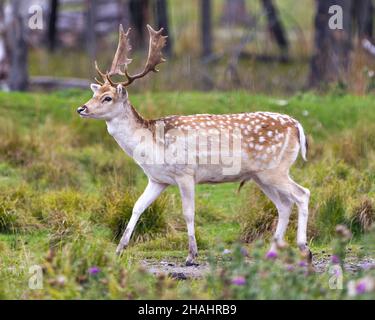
[88,266,101,275]
[56,275,66,286]
[348,276,375,297]
[240,247,249,257]
[331,255,340,265]
[286,264,295,272]
[265,251,277,260]
[231,276,246,286]
[222,249,231,255]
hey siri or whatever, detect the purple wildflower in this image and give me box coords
[222,249,231,255]
[240,247,249,257]
[298,261,308,268]
[231,276,246,286]
[88,266,101,275]
[355,282,367,295]
[286,264,295,272]
[265,251,278,260]
[331,255,340,265]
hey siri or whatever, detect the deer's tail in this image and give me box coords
[296,122,308,161]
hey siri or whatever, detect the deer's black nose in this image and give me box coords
[77,105,87,114]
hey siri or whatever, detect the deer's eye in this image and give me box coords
[103,96,112,102]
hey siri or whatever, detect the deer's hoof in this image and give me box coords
[185,260,199,267]
[299,244,313,264]
[115,245,126,256]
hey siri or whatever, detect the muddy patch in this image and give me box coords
[141,260,210,279]
[313,255,375,273]
[142,255,375,280]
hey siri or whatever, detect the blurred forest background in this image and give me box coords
[0,0,374,95]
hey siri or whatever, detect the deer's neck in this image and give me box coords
[105,103,150,156]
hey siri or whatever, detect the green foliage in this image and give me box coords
[206,229,375,299]
[315,194,347,242]
[0,186,40,233]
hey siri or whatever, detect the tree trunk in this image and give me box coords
[352,0,373,39]
[8,0,28,91]
[201,0,212,59]
[47,0,59,51]
[128,0,149,49]
[85,0,97,61]
[155,0,172,56]
[308,0,352,88]
[261,0,289,58]
[220,0,252,26]
[0,1,9,85]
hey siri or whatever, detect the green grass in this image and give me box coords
[0,90,374,299]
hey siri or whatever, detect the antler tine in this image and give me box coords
[95,60,115,86]
[106,24,167,87]
[122,24,167,86]
[144,24,167,73]
[95,61,107,82]
[109,24,133,77]
[100,24,167,87]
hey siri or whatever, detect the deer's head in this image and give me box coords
[77,25,167,121]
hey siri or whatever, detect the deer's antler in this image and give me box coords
[95,24,167,87]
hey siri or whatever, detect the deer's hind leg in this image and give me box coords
[255,170,311,261]
[253,176,294,253]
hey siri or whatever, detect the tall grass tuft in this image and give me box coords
[315,193,347,242]
[34,190,98,245]
[0,186,40,233]
[239,187,278,243]
[349,197,375,237]
[99,188,169,243]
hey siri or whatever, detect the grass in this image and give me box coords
[0,90,374,299]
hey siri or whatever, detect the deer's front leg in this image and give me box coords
[116,180,167,255]
[177,176,198,266]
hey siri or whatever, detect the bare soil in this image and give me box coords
[142,254,375,279]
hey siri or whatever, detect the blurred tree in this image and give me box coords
[129,0,150,49]
[47,0,59,52]
[155,0,172,56]
[8,0,28,91]
[308,0,352,88]
[201,0,212,59]
[220,0,252,26]
[86,0,97,61]
[0,1,9,87]
[352,0,373,39]
[261,0,289,61]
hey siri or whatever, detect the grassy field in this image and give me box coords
[0,89,374,299]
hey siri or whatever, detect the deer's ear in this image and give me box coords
[90,83,101,94]
[116,84,128,100]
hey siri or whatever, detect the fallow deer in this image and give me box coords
[77,25,311,265]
